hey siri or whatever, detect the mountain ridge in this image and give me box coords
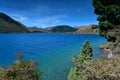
[0,12,98,34]
[0,12,29,33]
[28,25,78,33]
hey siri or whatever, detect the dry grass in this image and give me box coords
[100,43,110,49]
[75,24,98,34]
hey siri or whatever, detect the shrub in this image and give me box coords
[68,41,93,80]
[0,53,42,80]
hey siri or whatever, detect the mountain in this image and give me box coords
[28,26,46,33]
[46,25,78,33]
[28,25,78,33]
[74,24,98,34]
[0,12,29,33]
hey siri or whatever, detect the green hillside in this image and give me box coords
[0,13,29,33]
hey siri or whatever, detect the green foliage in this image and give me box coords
[68,43,120,80]
[0,53,42,80]
[68,41,93,80]
[81,41,93,61]
[68,68,76,80]
[92,0,120,37]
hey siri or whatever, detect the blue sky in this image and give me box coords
[0,0,98,27]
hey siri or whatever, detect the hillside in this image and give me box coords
[0,13,29,33]
[46,25,78,33]
[28,25,78,33]
[28,26,46,33]
[74,24,98,34]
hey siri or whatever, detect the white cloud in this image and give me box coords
[12,14,27,21]
[19,16,27,21]
[37,15,66,23]
[35,15,67,27]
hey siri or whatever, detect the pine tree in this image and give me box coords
[80,40,93,61]
[68,41,93,80]
[92,0,120,37]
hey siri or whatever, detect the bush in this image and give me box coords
[69,55,120,80]
[78,55,120,80]
[0,53,42,80]
[68,41,93,80]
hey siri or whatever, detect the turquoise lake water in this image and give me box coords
[0,33,107,80]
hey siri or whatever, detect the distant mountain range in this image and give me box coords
[0,12,98,34]
[28,25,78,33]
[0,12,29,33]
[28,26,46,33]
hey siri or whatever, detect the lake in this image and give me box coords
[0,33,107,80]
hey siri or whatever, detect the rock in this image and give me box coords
[100,43,110,49]
[104,48,113,58]
[113,47,120,54]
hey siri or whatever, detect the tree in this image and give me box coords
[0,53,42,80]
[72,41,93,66]
[92,0,120,38]
[80,40,93,61]
[68,41,120,80]
[69,55,120,80]
[68,41,93,80]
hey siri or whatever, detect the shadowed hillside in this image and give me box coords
[0,13,30,33]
